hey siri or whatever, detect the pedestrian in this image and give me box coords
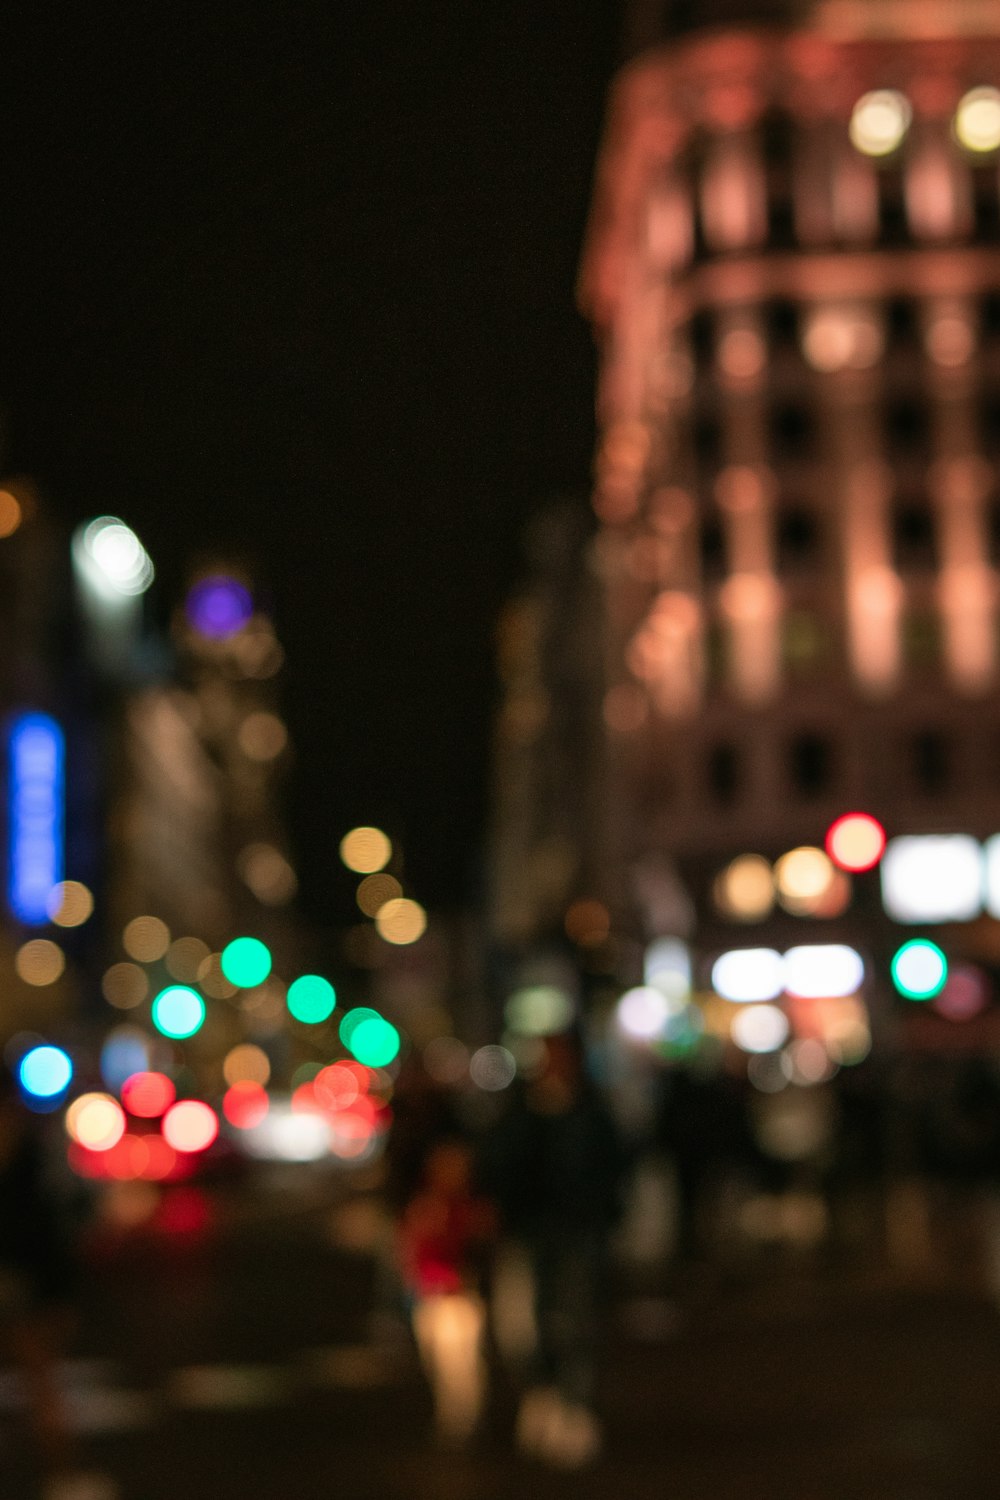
[396,1135,495,1446]
[480,1032,626,1467]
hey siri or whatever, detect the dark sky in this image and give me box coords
[0,4,623,922]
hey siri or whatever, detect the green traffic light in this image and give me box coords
[348,1016,401,1068]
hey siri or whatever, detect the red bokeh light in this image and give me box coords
[121,1071,176,1119]
[223,1081,270,1129]
[825,813,886,873]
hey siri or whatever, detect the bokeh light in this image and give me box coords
[223,1043,271,1087]
[355,873,402,917]
[347,1017,401,1068]
[236,843,298,905]
[339,1007,379,1050]
[423,1036,470,1085]
[19,1045,72,1099]
[616,987,670,1041]
[564,899,611,947]
[163,1100,219,1154]
[237,712,288,762]
[15,939,65,986]
[375,898,427,946]
[152,985,206,1039]
[955,86,1000,153]
[713,855,774,922]
[892,939,948,1001]
[731,1004,790,1055]
[712,948,783,1004]
[123,915,170,963]
[186,575,253,639]
[505,985,574,1037]
[469,1045,517,1092]
[826,813,886,873]
[0,489,22,537]
[165,937,211,982]
[101,962,149,1010]
[121,1071,176,1118]
[881,835,982,923]
[197,953,239,999]
[849,89,912,156]
[933,964,990,1022]
[46,880,94,928]
[286,974,336,1024]
[75,516,154,597]
[774,847,836,915]
[314,1063,361,1111]
[783,945,864,1000]
[339,826,392,874]
[65,1094,126,1152]
[223,1081,270,1129]
[220,936,272,988]
[100,1029,150,1092]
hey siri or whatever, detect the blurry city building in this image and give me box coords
[574,0,1000,1066]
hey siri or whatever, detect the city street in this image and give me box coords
[3,1178,1000,1500]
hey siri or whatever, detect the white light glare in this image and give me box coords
[783,945,864,1000]
[711,948,783,1004]
[239,1100,332,1161]
[955,87,1000,154]
[616,986,671,1041]
[731,1004,789,1055]
[849,90,912,157]
[984,836,1000,920]
[643,939,691,1000]
[880,835,982,923]
[73,516,154,599]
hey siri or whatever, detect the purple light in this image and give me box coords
[186,576,253,639]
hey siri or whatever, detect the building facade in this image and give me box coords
[572,0,1000,1055]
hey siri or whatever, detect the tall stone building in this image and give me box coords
[561,0,1000,1052]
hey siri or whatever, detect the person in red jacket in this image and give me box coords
[397,1137,495,1445]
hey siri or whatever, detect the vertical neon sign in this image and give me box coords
[7,713,64,925]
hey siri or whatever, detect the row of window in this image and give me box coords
[706,728,954,808]
[698,500,1000,580]
[666,101,1000,268]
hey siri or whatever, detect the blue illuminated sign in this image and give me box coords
[7,713,64,925]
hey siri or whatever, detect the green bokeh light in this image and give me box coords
[348,1016,401,1068]
[339,1007,379,1049]
[891,939,948,1001]
[221,937,272,989]
[287,974,336,1024]
[152,985,206,1039]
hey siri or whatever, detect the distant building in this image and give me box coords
[568,0,1000,1058]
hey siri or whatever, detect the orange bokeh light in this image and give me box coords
[162,1100,219,1154]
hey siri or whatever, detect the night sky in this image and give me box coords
[0,4,623,923]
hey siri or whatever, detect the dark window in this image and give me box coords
[988,497,1000,565]
[783,611,828,675]
[911,730,949,794]
[770,401,815,459]
[693,411,721,469]
[762,113,796,249]
[887,297,919,347]
[789,733,832,797]
[983,293,1000,338]
[777,507,822,572]
[766,299,799,350]
[886,398,929,460]
[982,396,1000,457]
[892,501,937,571]
[972,165,1000,241]
[689,309,714,366]
[699,516,727,582]
[708,742,740,804]
[903,608,941,667]
[877,163,908,244]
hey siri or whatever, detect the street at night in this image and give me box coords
[4,1183,1000,1499]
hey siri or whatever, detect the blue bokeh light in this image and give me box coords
[186,576,253,640]
[19,1045,73,1099]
